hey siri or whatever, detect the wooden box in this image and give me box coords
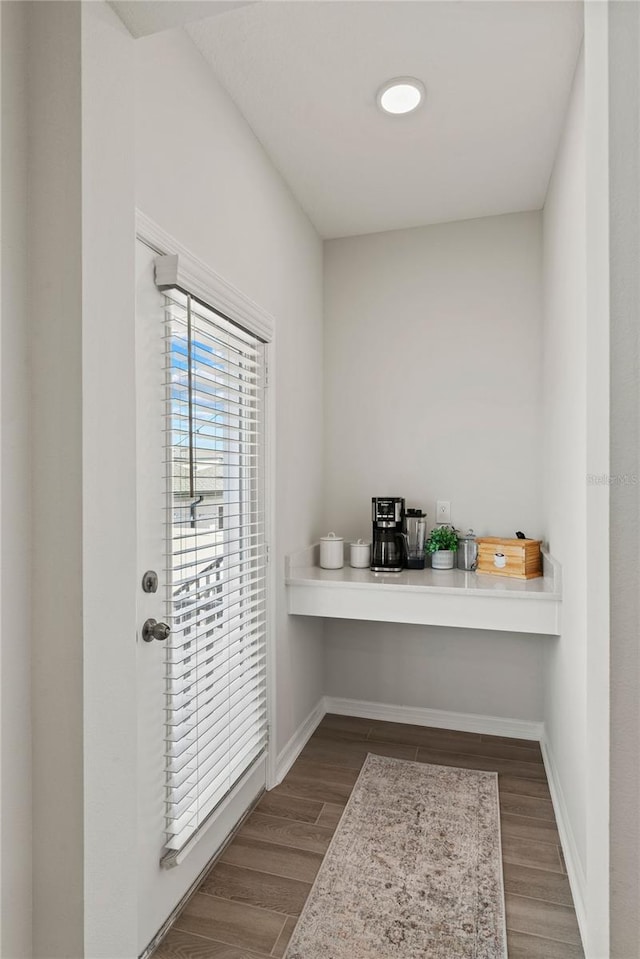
[475,537,542,580]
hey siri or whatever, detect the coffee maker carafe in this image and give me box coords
[371,497,405,572]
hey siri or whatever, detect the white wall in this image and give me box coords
[541,45,589,926]
[81,3,138,956]
[325,623,545,721]
[584,5,611,955]
[323,213,545,722]
[324,213,543,540]
[134,25,325,762]
[608,2,640,956]
[0,3,32,956]
[28,4,85,956]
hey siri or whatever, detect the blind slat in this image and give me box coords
[169,547,265,579]
[166,650,267,716]
[166,647,266,712]
[166,702,264,786]
[165,737,267,850]
[167,648,266,713]
[165,690,267,790]
[166,693,268,793]
[167,613,266,661]
[169,561,266,594]
[164,298,261,352]
[168,593,266,641]
[167,708,268,815]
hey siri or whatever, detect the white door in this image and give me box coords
[135,236,269,955]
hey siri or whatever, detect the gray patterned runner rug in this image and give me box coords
[285,754,507,959]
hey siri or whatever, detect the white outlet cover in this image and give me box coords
[436,500,451,524]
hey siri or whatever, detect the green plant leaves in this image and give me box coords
[426,525,459,553]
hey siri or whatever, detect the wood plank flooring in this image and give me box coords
[153,715,585,959]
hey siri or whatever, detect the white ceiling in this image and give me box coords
[187,1,583,239]
[110,1,254,39]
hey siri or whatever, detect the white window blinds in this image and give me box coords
[160,284,268,856]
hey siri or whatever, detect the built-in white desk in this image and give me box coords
[285,545,561,636]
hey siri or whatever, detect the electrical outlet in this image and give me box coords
[436,500,451,524]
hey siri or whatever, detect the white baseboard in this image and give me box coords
[324,696,544,742]
[270,695,543,793]
[273,697,326,785]
[540,737,588,954]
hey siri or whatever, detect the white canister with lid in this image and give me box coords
[320,532,344,569]
[350,539,371,568]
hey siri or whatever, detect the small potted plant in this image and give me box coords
[426,525,459,569]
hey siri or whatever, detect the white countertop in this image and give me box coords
[285,545,562,635]
[286,563,560,599]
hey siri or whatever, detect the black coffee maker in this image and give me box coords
[371,497,405,572]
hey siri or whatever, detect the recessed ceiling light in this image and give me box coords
[377,77,425,116]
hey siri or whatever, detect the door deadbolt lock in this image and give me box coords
[142,570,159,593]
[142,618,171,643]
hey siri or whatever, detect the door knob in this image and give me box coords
[142,618,171,643]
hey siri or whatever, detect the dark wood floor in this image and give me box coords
[153,714,585,959]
